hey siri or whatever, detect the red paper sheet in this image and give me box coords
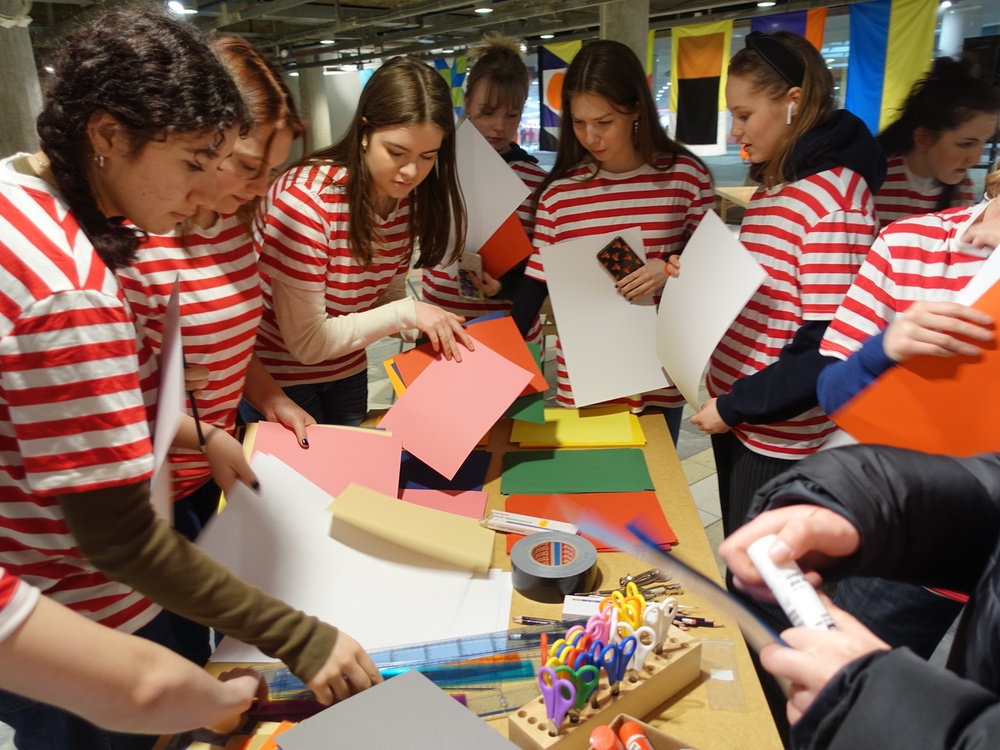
[832,279,1000,457]
[393,315,547,395]
[503,492,678,554]
[479,212,534,279]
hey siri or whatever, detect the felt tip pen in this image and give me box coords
[513,616,588,626]
[480,510,579,536]
[673,616,723,628]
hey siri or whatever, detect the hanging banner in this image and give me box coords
[435,54,468,120]
[670,20,733,147]
[538,40,582,152]
[750,7,827,50]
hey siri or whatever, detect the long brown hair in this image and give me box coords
[209,35,304,227]
[301,56,466,268]
[729,31,834,189]
[533,39,707,210]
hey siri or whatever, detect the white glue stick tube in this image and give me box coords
[746,534,837,630]
[479,510,579,536]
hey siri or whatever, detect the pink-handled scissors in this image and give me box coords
[538,665,576,737]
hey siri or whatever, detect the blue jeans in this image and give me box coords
[239,369,369,427]
[0,611,176,750]
[833,576,963,659]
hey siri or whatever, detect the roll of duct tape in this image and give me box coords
[510,531,599,603]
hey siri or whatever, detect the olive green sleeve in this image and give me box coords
[57,482,337,683]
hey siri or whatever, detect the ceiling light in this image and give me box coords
[474,1,493,14]
[320,39,335,45]
[825,58,835,63]
[519,44,527,52]
[288,71,299,77]
[442,48,455,53]
[940,0,952,7]
[756,1,776,6]
[167,1,198,14]
[540,34,554,40]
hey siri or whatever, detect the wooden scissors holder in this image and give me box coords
[507,626,701,750]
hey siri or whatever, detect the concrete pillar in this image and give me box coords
[599,0,650,66]
[299,66,333,154]
[938,2,986,58]
[0,1,43,155]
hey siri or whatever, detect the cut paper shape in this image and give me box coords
[540,227,671,407]
[398,488,488,520]
[393,315,547,395]
[479,212,534,279]
[379,340,532,480]
[510,405,636,447]
[831,274,1000,457]
[500,448,654,495]
[399,449,492,491]
[331,483,495,571]
[504,390,545,424]
[656,210,766,409]
[504,492,677,554]
[246,421,402,499]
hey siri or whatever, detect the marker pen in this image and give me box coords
[747,534,837,630]
[618,721,655,750]
[480,510,579,536]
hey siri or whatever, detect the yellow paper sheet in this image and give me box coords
[329,483,494,572]
[511,405,645,447]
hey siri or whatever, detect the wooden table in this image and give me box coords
[157,413,781,750]
[714,186,757,224]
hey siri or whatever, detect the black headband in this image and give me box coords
[745,31,806,88]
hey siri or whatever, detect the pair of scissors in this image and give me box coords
[599,584,645,629]
[596,636,637,695]
[538,665,576,737]
[644,596,678,652]
[615,621,658,681]
[554,663,601,718]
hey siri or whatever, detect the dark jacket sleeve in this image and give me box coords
[816,331,896,415]
[716,320,840,427]
[510,275,548,338]
[749,445,1000,592]
[493,259,527,303]
[793,649,1000,750]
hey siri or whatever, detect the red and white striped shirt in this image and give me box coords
[421,157,547,319]
[707,167,878,458]
[255,164,412,386]
[0,568,39,643]
[874,154,975,229]
[118,213,262,501]
[526,154,715,409]
[821,201,993,360]
[0,156,158,633]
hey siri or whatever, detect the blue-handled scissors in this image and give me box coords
[538,665,576,737]
[597,636,637,695]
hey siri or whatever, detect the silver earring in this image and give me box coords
[633,118,639,134]
[94,153,105,169]
[786,102,795,125]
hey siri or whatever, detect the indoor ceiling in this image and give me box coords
[27,0,857,71]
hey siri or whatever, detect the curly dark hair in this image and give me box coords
[36,8,251,270]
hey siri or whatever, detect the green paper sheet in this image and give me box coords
[500,448,654,495]
[504,391,545,423]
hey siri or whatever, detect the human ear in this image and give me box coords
[86,111,127,160]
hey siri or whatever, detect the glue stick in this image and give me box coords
[747,534,836,630]
[618,721,655,750]
[589,725,625,750]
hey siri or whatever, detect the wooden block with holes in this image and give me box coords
[507,627,701,750]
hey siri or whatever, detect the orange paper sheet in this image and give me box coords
[259,721,296,750]
[478,212,534,279]
[393,315,547,395]
[248,421,402,499]
[832,279,1000,457]
[503,492,678,554]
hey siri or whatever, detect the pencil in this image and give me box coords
[513,616,582,626]
[182,354,206,452]
[674,616,723,628]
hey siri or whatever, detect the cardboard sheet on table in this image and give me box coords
[656,210,767,410]
[330,483,494,571]
[247,421,401,499]
[832,276,1000,457]
[510,405,638,447]
[479,211,534,279]
[398,488,489,519]
[456,120,530,256]
[276,669,520,750]
[540,227,671,407]
[500,448,654,495]
[392,315,547,395]
[379,340,532,480]
[504,491,677,554]
[399,449,492,491]
[200,453,502,662]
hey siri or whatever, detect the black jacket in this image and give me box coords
[749,445,1000,749]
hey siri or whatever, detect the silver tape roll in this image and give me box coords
[510,531,598,603]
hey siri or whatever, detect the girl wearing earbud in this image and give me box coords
[874,55,1000,228]
[250,56,474,426]
[512,39,714,443]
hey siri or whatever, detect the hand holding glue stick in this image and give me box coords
[746,534,836,630]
